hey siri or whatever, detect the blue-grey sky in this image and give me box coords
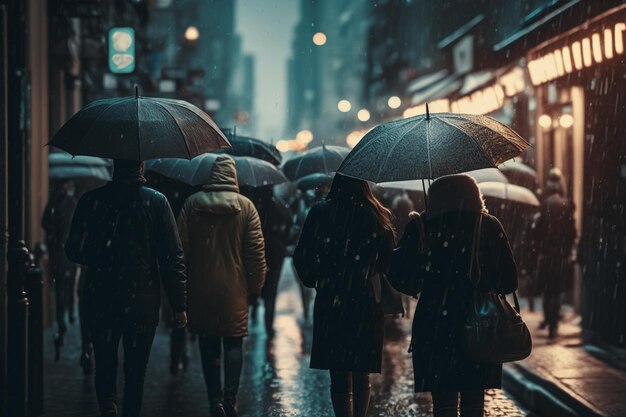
[236,0,299,141]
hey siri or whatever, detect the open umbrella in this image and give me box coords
[499,160,537,190]
[296,172,335,191]
[145,154,287,188]
[478,182,539,207]
[219,131,282,166]
[49,88,230,160]
[379,168,508,192]
[49,153,112,168]
[48,152,112,180]
[338,107,529,183]
[282,145,350,181]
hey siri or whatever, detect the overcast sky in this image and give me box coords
[236,0,299,141]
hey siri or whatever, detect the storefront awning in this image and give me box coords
[405,70,448,95]
[410,74,462,105]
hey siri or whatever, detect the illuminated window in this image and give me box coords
[604,28,614,59]
[571,41,583,70]
[582,38,592,67]
[554,49,565,76]
[615,23,625,55]
[591,34,603,63]
[561,46,573,73]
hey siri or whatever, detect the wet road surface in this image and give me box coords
[44,259,527,416]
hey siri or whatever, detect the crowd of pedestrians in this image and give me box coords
[40,152,575,417]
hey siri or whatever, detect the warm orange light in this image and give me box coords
[615,23,625,55]
[592,33,603,63]
[538,114,552,129]
[295,129,313,144]
[572,41,583,70]
[346,130,365,148]
[184,26,200,41]
[337,99,351,112]
[582,38,592,67]
[554,49,565,76]
[561,46,573,73]
[276,140,290,152]
[387,96,402,109]
[357,109,370,122]
[604,28,614,59]
[312,32,327,46]
[559,114,574,129]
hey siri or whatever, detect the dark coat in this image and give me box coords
[293,200,393,373]
[390,211,517,392]
[65,179,187,328]
[42,192,78,281]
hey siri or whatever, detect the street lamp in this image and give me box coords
[357,109,370,122]
[559,114,574,128]
[387,96,402,109]
[185,26,200,42]
[312,32,327,46]
[538,114,552,129]
[337,100,351,112]
[296,129,314,145]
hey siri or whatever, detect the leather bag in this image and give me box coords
[463,215,532,364]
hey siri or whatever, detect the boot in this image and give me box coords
[224,399,239,417]
[330,390,353,417]
[353,387,371,417]
[210,403,226,417]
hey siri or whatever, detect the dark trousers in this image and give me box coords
[91,324,156,417]
[329,370,370,393]
[199,335,243,406]
[543,291,561,331]
[431,390,484,417]
[261,254,284,334]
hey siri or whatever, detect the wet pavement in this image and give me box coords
[44,259,527,416]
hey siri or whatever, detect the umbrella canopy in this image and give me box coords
[48,152,111,168]
[478,182,540,207]
[499,160,537,190]
[145,154,287,188]
[337,110,529,183]
[219,132,282,166]
[296,172,335,190]
[282,145,350,181]
[49,91,231,160]
[379,168,508,192]
[49,165,111,181]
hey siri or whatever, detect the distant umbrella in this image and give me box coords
[499,160,537,190]
[282,145,350,181]
[145,154,287,188]
[338,108,529,182]
[49,166,111,181]
[478,182,539,207]
[49,88,231,160]
[379,168,508,192]
[219,131,282,166]
[296,172,335,190]
[48,153,111,168]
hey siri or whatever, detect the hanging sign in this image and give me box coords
[108,27,135,74]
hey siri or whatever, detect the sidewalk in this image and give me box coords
[503,304,626,417]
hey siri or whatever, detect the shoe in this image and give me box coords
[548,325,558,339]
[224,400,239,417]
[538,321,547,330]
[210,403,226,417]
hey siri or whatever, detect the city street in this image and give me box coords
[44,260,527,417]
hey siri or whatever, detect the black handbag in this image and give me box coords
[463,215,532,364]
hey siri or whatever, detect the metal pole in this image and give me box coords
[5,0,31,415]
[0,5,9,416]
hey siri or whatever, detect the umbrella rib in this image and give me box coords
[153,101,193,159]
[72,98,133,156]
[437,117,497,167]
[376,118,426,182]
[446,114,529,154]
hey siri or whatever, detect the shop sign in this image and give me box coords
[108,27,135,74]
[527,19,625,86]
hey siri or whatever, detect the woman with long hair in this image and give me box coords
[293,174,394,417]
[389,174,517,417]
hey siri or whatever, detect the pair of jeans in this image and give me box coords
[431,390,484,417]
[198,335,243,406]
[91,324,156,417]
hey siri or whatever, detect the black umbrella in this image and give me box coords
[499,160,537,190]
[48,152,112,168]
[478,182,539,207]
[296,172,335,190]
[219,131,282,166]
[49,89,231,160]
[337,108,529,183]
[145,154,287,188]
[282,145,350,181]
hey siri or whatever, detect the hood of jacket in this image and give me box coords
[191,156,241,215]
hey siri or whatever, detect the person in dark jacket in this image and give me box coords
[65,159,187,417]
[293,174,394,417]
[389,174,517,417]
[529,168,576,338]
[42,179,78,356]
[244,186,291,338]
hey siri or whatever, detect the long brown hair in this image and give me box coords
[327,174,394,235]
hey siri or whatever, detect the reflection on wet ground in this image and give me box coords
[45,259,526,416]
